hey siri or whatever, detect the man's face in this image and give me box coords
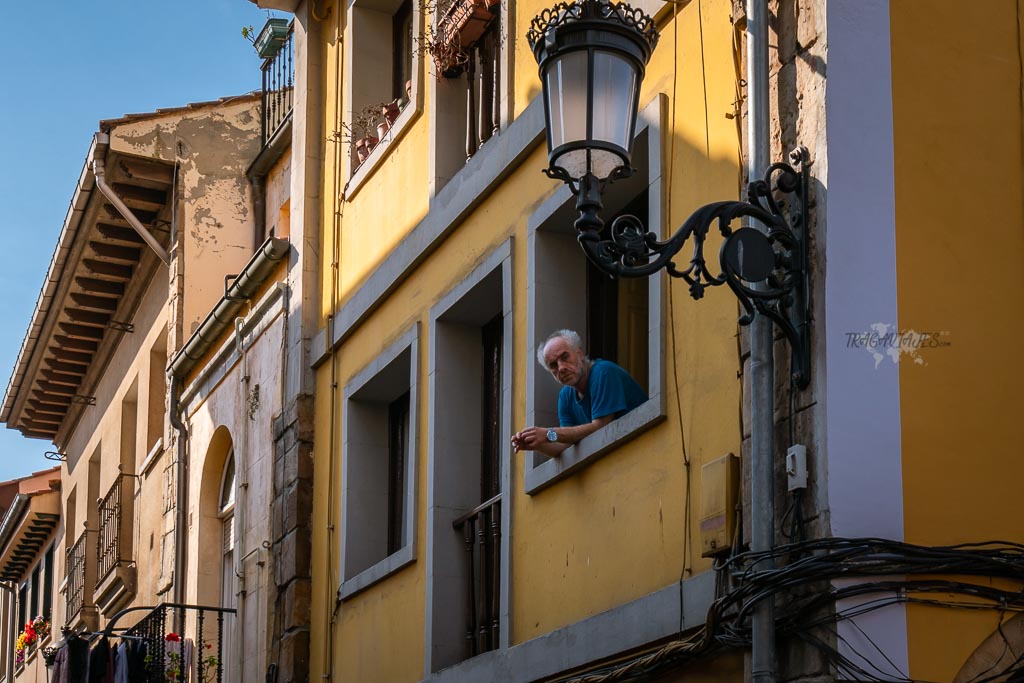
[543,337,587,388]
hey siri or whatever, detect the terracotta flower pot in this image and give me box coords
[383,100,401,126]
[377,121,390,140]
[356,138,369,163]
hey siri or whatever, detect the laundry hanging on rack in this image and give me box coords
[50,632,88,683]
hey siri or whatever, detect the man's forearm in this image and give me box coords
[534,441,569,457]
[552,415,613,446]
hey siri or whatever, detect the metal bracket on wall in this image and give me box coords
[108,320,134,333]
[72,395,97,406]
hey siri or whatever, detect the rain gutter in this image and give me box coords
[167,236,291,379]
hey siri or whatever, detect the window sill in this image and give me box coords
[338,544,415,601]
[140,438,163,477]
[344,102,420,201]
[524,397,664,495]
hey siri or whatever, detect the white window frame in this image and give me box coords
[339,324,420,599]
[524,96,667,495]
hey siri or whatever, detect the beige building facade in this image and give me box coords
[0,94,274,678]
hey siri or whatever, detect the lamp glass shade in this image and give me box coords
[545,50,589,156]
[592,50,638,152]
[544,47,640,181]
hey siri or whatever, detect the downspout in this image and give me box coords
[746,2,775,683]
[168,373,189,633]
[91,156,171,266]
[232,316,250,676]
[0,581,14,682]
[248,173,267,252]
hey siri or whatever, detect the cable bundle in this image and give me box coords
[553,538,1024,683]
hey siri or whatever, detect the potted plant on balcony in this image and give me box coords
[428,0,499,76]
[336,102,388,165]
[243,18,291,59]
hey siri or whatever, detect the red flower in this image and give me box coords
[165,632,181,642]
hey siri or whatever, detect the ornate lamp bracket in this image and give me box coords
[568,147,812,388]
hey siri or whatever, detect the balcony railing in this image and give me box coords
[452,493,501,659]
[261,23,295,146]
[66,530,89,620]
[103,602,236,682]
[463,16,501,162]
[97,473,132,583]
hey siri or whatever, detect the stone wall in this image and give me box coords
[734,0,833,679]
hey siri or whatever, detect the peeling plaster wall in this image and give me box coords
[265,153,292,239]
[108,98,263,345]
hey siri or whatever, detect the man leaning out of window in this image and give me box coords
[512,329,647,457]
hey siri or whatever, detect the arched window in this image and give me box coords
[218,450,236,680]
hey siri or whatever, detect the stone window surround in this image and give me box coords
[338,323,420,600]
[524,97,667,495]
[343,0,425,200]
[424,240,514,672]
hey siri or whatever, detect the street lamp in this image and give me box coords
[528,0,811,387]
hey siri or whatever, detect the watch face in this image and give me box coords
[546,429,558,442]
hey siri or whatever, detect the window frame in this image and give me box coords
[424,240,513,672]
[343,0,425,199]
[338,324,420,600]
[524,96,667,495]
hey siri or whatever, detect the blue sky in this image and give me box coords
[0,0,277,481]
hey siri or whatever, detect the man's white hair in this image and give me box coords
[536,329,586,367]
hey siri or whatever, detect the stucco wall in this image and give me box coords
[311,0,744,679]
[890,0,1024,678]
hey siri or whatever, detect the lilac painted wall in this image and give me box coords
[824,0,908,674]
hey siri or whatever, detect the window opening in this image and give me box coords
[43,544,53,619]
[393,0,414,101]
[340,330,418,598]
[387,391,411,555]
[219,451,237,681]
[30,564,40,620]
[219,451,236,514]
[17,583,26,629]
[480,314,503,501]
[586,189,650,392]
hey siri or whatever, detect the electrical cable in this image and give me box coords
[551,538,1024,683]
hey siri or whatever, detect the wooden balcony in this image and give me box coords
[452,494,501,659]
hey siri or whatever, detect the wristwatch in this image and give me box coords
[546,428,558,443]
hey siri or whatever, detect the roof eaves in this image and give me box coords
[0,133,107,428]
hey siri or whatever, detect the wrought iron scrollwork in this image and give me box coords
[527,0,659,53]
[572,148,811,387]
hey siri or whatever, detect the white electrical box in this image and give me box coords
[786,444,807,491]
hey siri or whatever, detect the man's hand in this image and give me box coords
[512,426,549,452]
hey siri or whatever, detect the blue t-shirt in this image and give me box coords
[557,359,648,427]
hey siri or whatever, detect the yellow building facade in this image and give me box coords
[302,0,756,677]
[293,0,1024,678]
